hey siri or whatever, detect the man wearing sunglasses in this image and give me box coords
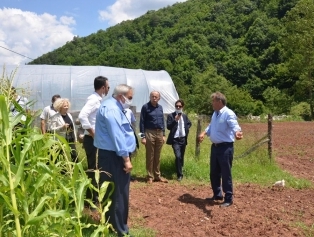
[166,99,192,181]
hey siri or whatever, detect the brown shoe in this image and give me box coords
[154,177,168,183]
[146,178,153,184]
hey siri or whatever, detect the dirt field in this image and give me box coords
[129,122,314,237]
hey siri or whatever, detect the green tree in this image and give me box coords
[282,0,314,119]
[262,86,292,114]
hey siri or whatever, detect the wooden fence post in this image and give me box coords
[195,118,201,158]
[268,114,273,160]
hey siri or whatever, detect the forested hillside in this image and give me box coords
[29,0,314,119]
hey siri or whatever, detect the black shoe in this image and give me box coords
[177,176,183,181]
[220,201,233,207]
[205,196,223,201]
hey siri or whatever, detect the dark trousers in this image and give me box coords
[210,143,234,202]
[69,143,78,162]
[98,149,130,237]
[172,137,186,178]
[66,137,78,163]
[83,135,98,203]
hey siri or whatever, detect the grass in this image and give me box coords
[128,121,313,189]
[76,118,313,236]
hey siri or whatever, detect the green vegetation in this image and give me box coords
[2,72,312,236]
[0,74,112,236]
[130,119,312,189]
[29,0,314,119]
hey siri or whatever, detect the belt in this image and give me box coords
[174,137,185,139]
[146,128,163,131]
[212,142,233,147]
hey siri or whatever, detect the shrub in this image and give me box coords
[290,102,311,121]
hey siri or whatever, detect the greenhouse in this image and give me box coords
[4,65,179,113]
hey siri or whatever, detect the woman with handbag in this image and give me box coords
[49,98,78,163]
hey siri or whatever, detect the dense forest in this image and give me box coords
[30,0,314,119]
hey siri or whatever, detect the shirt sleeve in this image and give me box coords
[205,123,211,136]
[78,98,97,130]
[139,105,146,133]
[104,108,130,157]
[39,107,48,120]
[227,113,241,134]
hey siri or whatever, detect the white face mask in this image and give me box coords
[176,109,183,114]
[121,95,132,109]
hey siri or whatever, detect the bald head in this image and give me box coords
[150,91,160,107]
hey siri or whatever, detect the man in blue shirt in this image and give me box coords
[94,84,135,237]
[198,92,243,207]
[140,91,168,184]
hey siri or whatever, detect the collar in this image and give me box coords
[148,101,158,107]
[217,106,226,114]
[93,91,103,101]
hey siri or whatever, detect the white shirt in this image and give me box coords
[174,114,186,138]
[40,105,58,129]
[124,108,136,124]
[10,95,29,117]
[78,92,103,135]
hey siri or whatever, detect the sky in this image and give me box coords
[0,0,187,66]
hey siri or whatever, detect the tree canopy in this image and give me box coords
[29,0,313,118]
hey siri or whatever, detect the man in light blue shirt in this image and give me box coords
[94,84,135,237]
[199,92,243,208]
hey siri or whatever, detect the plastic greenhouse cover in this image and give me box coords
[4,65,179,113]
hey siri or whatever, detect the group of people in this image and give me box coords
[35,76,243,237]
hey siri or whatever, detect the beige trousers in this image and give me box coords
[145,129,164,180]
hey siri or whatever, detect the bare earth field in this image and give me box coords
[129,122,314,237]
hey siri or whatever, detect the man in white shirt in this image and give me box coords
[124,108,136,125]
[78,76,109,206]
[39,94,61,134]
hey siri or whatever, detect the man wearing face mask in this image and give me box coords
[166,99,192,181]
[94,84,135,237]
[78,76,109,208]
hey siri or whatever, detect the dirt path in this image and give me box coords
[129,122,314,236]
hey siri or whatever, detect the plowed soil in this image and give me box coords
[129,122,314,237]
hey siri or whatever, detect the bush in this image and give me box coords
[290,102,311,121]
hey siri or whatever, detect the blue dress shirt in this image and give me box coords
[94,97,136,157]
[205,106,241,143]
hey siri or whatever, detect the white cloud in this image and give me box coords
[0,8,75,66]
[99,0,187,26]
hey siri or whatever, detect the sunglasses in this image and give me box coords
[175,105,182,108]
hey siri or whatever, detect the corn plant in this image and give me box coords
[0,69,113,236]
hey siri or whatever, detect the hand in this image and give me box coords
[64,123,69,129]
[235,131,243,140]
[198,132,206,143]
[163,136,166,144]
[123,158,133,173]
[89,129,95,138]
[175,114,181,121]
[141,137,146,145]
